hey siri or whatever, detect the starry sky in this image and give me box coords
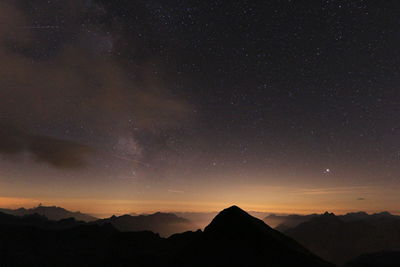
[1,0,400,216]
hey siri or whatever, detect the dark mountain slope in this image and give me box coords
[284,212,400,265]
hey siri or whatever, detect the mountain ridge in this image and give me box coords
[0,205,97,222]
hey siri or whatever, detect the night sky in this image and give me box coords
[1,0,400,216]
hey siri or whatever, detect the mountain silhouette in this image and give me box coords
[0,205,334,267]
[171,206,334,267]
[0,205,97,222]
[283,212,400,265]
[94,212,198,237]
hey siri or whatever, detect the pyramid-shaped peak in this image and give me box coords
[200,206,333,266]
[204,205,272,236]
[209,205,253,223]
[220,205,247,215]
[225,205,242,210]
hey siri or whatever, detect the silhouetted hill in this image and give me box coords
[0,205,97,222]
[172,206,334,267]
[346,251,400,267]
[283,212,400,265]
[95,212,198,237]
[0,206,334,267]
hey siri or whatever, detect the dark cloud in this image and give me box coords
[0,1,193,170]
[357,198,366,201]
[0,122,93,169]
[0,1,191,130]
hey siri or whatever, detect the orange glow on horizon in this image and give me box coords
[0,195,399,218]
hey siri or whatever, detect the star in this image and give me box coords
[323,168,331,174]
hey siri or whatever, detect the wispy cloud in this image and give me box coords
[167,189,185,194]
[298,186,375,195]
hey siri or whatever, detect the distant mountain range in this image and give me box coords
[0,210,86,229]
[0,205,333,267]
[273,211,400,265]
[95,212,198,237]
[0,205,97,222]
[264,211,400,229]
[0,206,200,237]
